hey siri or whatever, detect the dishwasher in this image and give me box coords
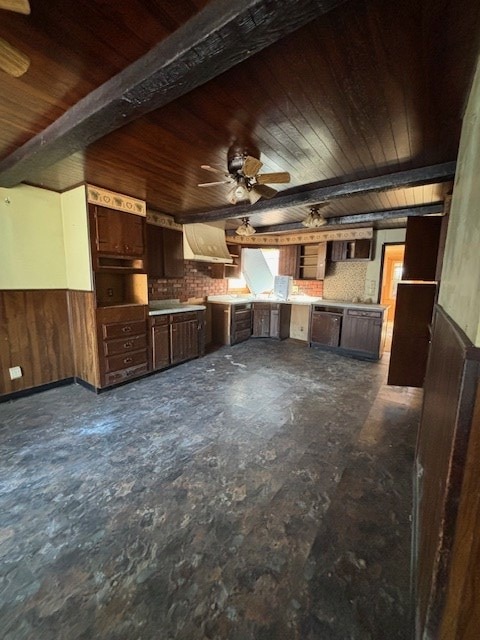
[309,305,344,347]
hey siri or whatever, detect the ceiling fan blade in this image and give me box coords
[248,189,263,205]
[256,171,291,184]
[200,164,229,177]
[252,184,278,200]
[0,0,30,14]
[242,156,263,177]
[197,180,232,187]
[0,36,30,77]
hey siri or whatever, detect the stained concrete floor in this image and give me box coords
[0,339,422,640]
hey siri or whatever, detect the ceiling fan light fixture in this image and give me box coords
[302,205,328,228]
[235,217,256,236]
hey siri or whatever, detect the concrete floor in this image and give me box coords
[0,339,422,640]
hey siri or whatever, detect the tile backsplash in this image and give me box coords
[323,262,368,301]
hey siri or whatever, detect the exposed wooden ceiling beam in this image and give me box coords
[177,162,456,224]
[226,203,445,235]
[0,0,348,188]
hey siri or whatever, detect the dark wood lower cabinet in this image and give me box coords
[150,310,205,370]
[310,309,343,347]
[210,303,252,345]
[309,304,387,360]
[171,313,200,364]
[340,309,385,357]
[252,303,291,339]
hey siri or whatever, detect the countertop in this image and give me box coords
[207,295,322,306]
[207,295,387,311]
[148,300,206,316]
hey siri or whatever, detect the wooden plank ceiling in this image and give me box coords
[0,0,479,232]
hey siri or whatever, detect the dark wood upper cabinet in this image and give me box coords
[278,245,299,277]
[403,217,443,281]
[330,239,372,262]
[146,224,184,279]
[92,205,144,257]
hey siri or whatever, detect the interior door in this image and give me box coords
[380,244,405,322]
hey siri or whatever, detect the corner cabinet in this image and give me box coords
[252,303,291,339]
[210,303,252,346]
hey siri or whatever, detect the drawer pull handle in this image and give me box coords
[123,341,133,348]
[124,357,133,364]
[122,326,132,333]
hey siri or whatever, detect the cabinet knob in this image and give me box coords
[123,357,133,364]
[123,341,133,348]
[122,326,132,333]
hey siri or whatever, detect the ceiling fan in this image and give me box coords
[0,0,31,78]
[198,150,290,205]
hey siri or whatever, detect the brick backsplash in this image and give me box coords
[148,260,228,301]
[293,279,324,297]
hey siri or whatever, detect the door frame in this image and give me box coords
[378,242,405,304]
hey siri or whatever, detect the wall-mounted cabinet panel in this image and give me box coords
[330,239,372,262]
[146,224,184,278]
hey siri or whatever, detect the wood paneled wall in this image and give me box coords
[0,290,74,395]
[413,305,480,638]
[67,290,99,389]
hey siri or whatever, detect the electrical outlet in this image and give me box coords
[107,288,114,297]
[9,366,23,380]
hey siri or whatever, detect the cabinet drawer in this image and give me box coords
[102,320,146,340]
[104,363,149,386]
[150,315,169,326]
[171,312,198,323]
[103,334,147,356]
[233,328,252,343]
[234,303,252,312]
[235,318,252,331]
[104,349,148,373]
[346,309,382,318]
[234,308,252,319]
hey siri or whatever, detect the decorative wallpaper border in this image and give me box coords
[227,227,373,246]
[147,210,183,231]
[86,185,146,216]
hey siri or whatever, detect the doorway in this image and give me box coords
[380,244,405,322]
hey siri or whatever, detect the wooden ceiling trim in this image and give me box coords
[176,162,456,223]
[0,0,350,188]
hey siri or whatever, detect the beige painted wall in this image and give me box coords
[61,186,93,291]
[289,304,310,341]
[0,185,66,289]
[364,228,406,301]
[438,58,480,346]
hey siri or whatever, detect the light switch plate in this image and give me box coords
[9,366,23,380]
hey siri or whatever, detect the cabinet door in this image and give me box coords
[278,245,299,277]
[403,217,443,280]
[316,242,327,279]
[163,228,184,278]
[171,317,199,364]
[340,311,383,356]
[146,224,165,278]
[310,311,342,346]
[330,241,347,262]
[152,324,170,370]
[270,308,280,338]
[147,226,184,278]
[252,307,270,337]
[94,206,144,257]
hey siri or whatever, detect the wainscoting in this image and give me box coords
[0,290,74,396]
[413,304,480,639]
